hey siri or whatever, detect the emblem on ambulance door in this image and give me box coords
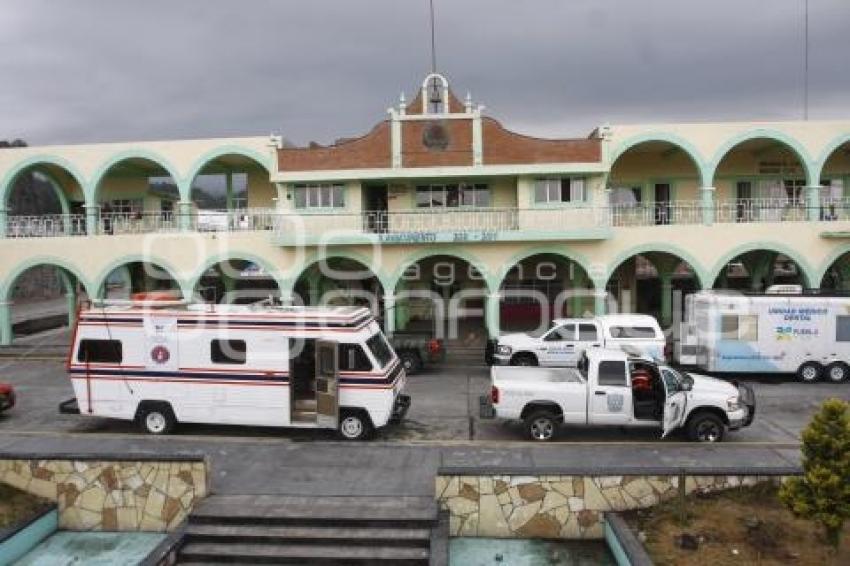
[150,345,170,365]
[607,394,624,412]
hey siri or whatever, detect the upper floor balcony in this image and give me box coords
[3,197,849,243]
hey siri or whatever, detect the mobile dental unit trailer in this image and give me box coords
[61,300,410,439]
[678,289,850,383]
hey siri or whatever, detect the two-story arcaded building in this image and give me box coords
[2,73,850,347]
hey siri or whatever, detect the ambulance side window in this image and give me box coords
[77,339,122,363]
[837,316,850,342]
[339,343,372,371]
[211,339,246,365]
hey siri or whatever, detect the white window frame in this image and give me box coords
[534,177,586,205]
[293,183,345,209]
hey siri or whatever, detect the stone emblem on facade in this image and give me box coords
[422,121,450,151]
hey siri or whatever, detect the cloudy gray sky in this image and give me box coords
[1,0,848,146]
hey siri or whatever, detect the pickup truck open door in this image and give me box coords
[661,368,687,438]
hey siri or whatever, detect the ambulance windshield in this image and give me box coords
[367,332,394,368]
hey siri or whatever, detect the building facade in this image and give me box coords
[2,73,850,346]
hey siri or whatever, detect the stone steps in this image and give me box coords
[177,495,446,565]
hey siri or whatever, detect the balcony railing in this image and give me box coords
[4,200,850,240]
[5,214,87,238]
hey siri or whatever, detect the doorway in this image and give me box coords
[363,185,388,233]
[654,183,671,225]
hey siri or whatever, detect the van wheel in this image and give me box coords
[525,411,558,441]
[686,412,725,443]
[338,410,374,441]
[511,353,538,367]
[825,362,849,383]
[137,403,176,435]
[797,361,822,383]
[398,351,423,374]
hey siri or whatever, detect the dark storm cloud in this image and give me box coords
[1,0,848,146]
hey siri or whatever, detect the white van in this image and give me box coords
[678,289,850,383]
[492,314,666,367]
[60,299,410,440]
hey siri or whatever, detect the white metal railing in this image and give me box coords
[6,199,850,240]
[98,212,180,235]
[609,201,704,227]
[6,214,86,238]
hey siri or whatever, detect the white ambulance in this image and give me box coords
[677,288,850,383]
[60,296,410,440]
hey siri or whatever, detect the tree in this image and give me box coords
[779,398,850,548]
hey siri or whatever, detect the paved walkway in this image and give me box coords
[0,432,800,498]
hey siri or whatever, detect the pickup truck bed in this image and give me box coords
[492,366,584,384]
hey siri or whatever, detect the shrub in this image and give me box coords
[779,398,850,548]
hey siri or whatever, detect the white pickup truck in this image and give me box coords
[481,348,755,442]
[491,314,666,367]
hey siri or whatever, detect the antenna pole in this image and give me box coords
[429,0,437,73]
[804,0,809,120]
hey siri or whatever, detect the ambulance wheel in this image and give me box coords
[797,362,822,383]
[338,410,374,441]
[398,351,423,374]
[686,411,725,443]
[825,362,849,383]
[525,411,558,442]
[136,403,176,435]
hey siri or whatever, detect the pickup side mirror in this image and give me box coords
[680,375,693,392]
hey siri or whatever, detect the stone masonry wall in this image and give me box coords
[436,474,780,539]
[0,459,208,532]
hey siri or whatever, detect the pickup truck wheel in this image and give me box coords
[686,412,725,443]
[797,361,822,383]
[511,353,538,367]
[338,410,374,441]
[525,411,558,441]
[824,362,849,383]
[137,404,176,435]
[398,351,423,374]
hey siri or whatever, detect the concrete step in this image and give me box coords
[185,523,431,546]
[190,495,437,525]
[178,541,430,564]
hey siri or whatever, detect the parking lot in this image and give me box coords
[1,351,848,446]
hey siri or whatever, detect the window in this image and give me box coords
[339,343,372,371]
[105,199,143,215]
[534,178,585,204]
[609,186,642,206]
[293,183,345,209]
[77,339,122,363]
[366,333,393,368]
[578,324,598,341]
[211,339,246,364]
[720,315,758,341]
[416,183,490,208]
[609,326,658,339]
[837,316,850,342]
[661,368,681,395]
[598,360,627,387]
[545,324,575,342]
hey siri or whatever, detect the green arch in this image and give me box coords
[188,251,288,299]
[92,255,187,299]
[609,132,711,187]
[814,245,850,287]
[604,242,708,288]
[290,249,393,297]
[89,148,183,203]
[707,129,816,186]
[707,241,816,288]
[185,145,272,189]
[812,132,850,183]
[0,256,93,302]
[0,154,87,208]
[388,247,495,294]
[494,245,598,290]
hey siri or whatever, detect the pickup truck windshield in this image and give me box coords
[366,332,394,368]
